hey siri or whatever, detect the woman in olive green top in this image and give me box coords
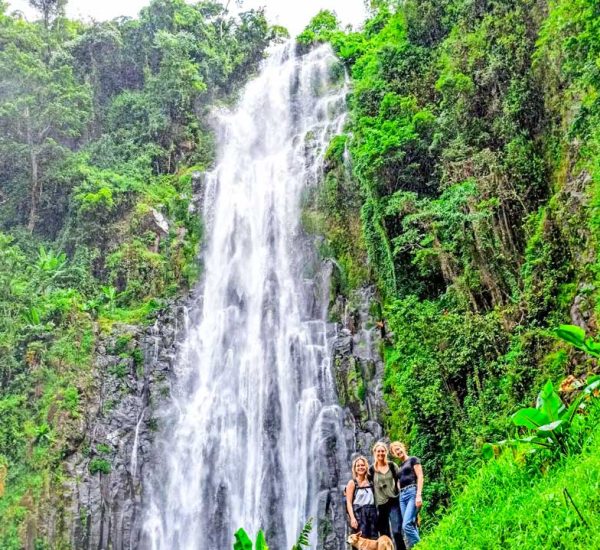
[368,442,406,550]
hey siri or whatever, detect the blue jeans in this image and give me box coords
[400,486,420,548]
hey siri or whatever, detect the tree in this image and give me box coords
[69,22,124,133]
[28,0,66,29]
[0,42,91,231]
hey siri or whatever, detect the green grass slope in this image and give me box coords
[419,419,600,549]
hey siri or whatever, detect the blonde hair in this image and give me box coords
[390,441,407,457]
[351,456,369,479]
[372,441,389,466]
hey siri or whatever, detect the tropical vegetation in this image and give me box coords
[0,0,278,545]
[1,0,600,547]
[299,0,600,545]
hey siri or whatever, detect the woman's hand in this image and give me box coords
[416,494,423,508]
[350,516,358,530]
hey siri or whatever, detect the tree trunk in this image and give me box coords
[26,111,39,233]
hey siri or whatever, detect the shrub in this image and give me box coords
[88,458,111,475]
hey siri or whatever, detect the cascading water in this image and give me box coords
[143,43,349,549]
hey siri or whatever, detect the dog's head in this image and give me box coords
[347,532,361,545]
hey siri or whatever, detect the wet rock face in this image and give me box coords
[318,286,387,550]
[332,288,387,458]
[571,283,597,333]
[57,300,192,550]
[47,284,384,550]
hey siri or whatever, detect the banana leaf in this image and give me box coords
[512,408,549,429]
[536,380,564,421]
[555,325,586,349]
[234,529,253,550]
[255,531,269,550]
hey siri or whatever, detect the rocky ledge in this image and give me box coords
[57,297,194,550]
[40,279,385,550]
[318,285,387,550]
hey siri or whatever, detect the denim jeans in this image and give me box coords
[400,486,420,548]
[376,497,406,550]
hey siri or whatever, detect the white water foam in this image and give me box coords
[144,43,348,550]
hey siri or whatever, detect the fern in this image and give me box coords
[291,518,313,550]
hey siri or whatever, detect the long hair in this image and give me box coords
[372,441,389,466]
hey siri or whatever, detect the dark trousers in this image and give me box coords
[376,497,407,550]
[352,504,378,540]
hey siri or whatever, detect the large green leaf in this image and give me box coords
[536,380,564,421]
[255,531,269,550]
[537,419,563,432]
[234,529,253,550]
[555,324,600,357]
[512,408,549,429]
[583,338,600,358]
[555,324,586,349]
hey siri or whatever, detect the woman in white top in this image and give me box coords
[345,456,378,539]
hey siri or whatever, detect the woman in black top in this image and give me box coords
[390,442,423,549]
[345,456,378,539]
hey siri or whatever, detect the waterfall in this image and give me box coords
[143,43,349,549]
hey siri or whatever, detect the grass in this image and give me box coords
[419,414,600,549]
[97,298,163,332]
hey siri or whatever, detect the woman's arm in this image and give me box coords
[414,463,424,507]
[346,480,358,530]
[392,462,400,492]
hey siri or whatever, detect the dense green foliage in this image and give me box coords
[419,403,600,549]
[301,0,600,540]
[2,0,600,546]
[0,0,277,545]
[483,372,600,458]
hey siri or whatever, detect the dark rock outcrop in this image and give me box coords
[57,300,193,550]
[333,287,387,458]
[318,286,387,550]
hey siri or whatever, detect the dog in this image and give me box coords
[346,532,394,550]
